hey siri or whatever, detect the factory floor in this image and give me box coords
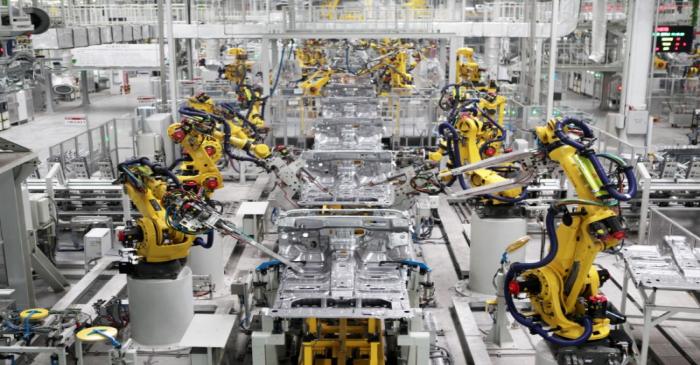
[0,75,149,169]
[1,81,699,365]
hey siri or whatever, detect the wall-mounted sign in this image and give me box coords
[653,25,694,53]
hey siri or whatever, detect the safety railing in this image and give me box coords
[578,0,626,22]
[477,1,553,22]
[578,1,699,24]
[57,1,272,27]
[47,118,135,178]
[542,42,623,68]
[649,77,700,98]
[647,207,700,248]
[588,124,646,163]
[51,0,563,29]
[287,5,438,32]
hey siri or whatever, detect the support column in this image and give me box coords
[484,37,500,81]
[43,62,53,113]
[260,38,271,96]
[533,39,543,105]
[252,312,285,365]
[448,36,463,84]
[185,0,194,80]
[0,160,38,308]
[619,0,654,145]
[439,39,447,72]
[545,0,559,122]
[157,0,167,108]
[166,0,178,120]
[270,39,279,76]
[80,70,90,106]
[526,0,538,103]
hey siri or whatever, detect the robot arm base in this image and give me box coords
[118,258,188,280]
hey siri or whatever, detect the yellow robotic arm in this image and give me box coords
[505,117,637,346]
[186,93,216,114]
[220,120,271,159]
[432,109,522,202]
[456,47,481,85]
[296,39,327,78]
[223,47,252,86]
[299,67,334,96]
[167,117,224,193]
[235,84,267,130]
[116,158,199,278]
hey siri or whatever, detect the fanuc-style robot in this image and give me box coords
[222,47,253,86]
[506,118,635,346]
[445,117,637,362]
[366,39,418,95]
[429,88,526,211]
[116,157,206,279]
[117,95,277,278]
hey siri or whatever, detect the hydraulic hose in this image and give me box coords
[168,156,193,171]
[118,157,182,188]
[553,118,637,201]
[218,102,258,136]
[476,105,506,159]
[486,188,528,204]
[219,113,268,169]
[178,106,224,123]
[193,230,215,249]
[269,44,286,97]
[503,207,594,346]
[437,122,468,189]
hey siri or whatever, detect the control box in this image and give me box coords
[84,228,112,264]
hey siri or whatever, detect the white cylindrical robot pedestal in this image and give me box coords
[127,267,194,346]
[188,238,226,297]
[468,214,527,294]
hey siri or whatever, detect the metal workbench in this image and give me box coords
[619,207,700,365]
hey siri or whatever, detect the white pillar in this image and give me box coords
[620,0,654,114]
[545,0,559,122]
[206,39,220,62]
[484,37,500,81]
[261,38,271,96]
[439,39,447,71]
[589,0,607,63]
[166,0,178,120]
[533,39,543,105]
[619,0,654,145]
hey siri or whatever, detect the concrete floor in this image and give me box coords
[0,75,148,171]
[559,90,691,147]
[2,81,700,365]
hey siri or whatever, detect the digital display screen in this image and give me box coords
[653,25,694,53]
